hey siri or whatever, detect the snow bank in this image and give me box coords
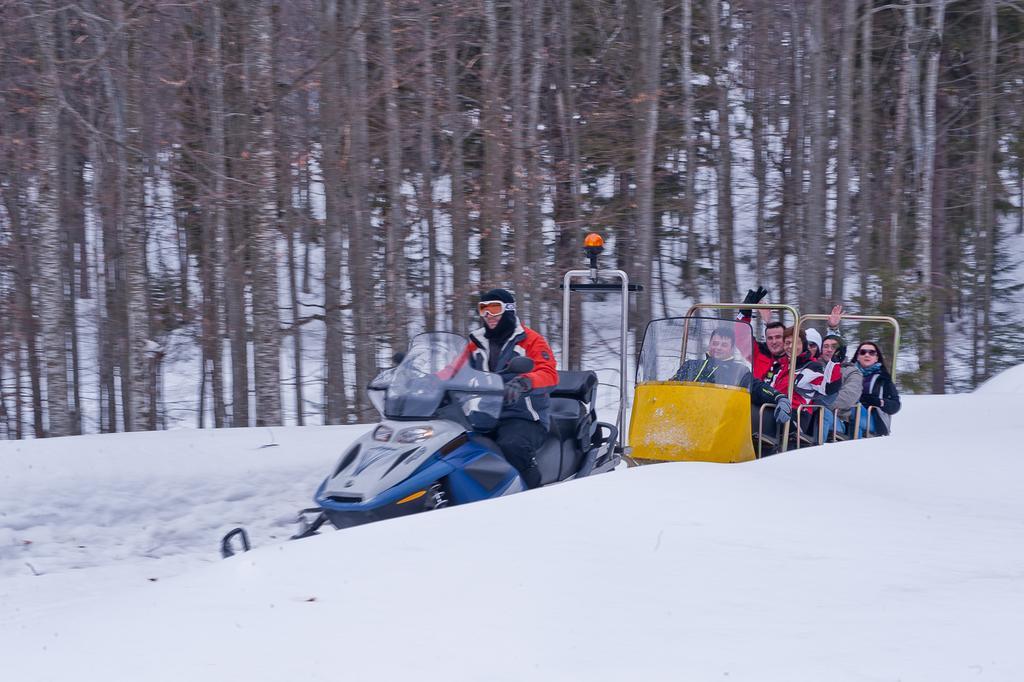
[975,363,1024,395]
[1,395,1022,682]
[0,425,366,579]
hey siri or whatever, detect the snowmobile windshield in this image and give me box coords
[636,316,755,391]
[385,332,504,424]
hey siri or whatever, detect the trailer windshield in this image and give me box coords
[637,316,755,390]
[385,332,503,424]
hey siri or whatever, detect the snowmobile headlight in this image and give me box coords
[372,424,394,442]
[395,426,434,444]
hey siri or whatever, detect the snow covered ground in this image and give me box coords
[2,373,1023,681]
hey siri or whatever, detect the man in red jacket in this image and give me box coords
[458,288,558,489]
[734,286,790,384]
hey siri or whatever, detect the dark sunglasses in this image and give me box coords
[858,348,879,357]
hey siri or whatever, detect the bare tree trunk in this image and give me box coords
[805,0,827,311]
[832,0,857,305]
[344,0,374,419]
[222,0,251,427]
[273,5,302,426]
[524,0,545,326]
[0,353,6,439]
[973,0,997,383]
[786,1,806,306]
[0,354,7,439]
[31,0,71,436]
[199,192,221,428]
[905,3,923,187]
[858,0,874,304]
[91,135,119,433]
[15,341,23,440]
[930,94,948,393]
[749,1,768,288]
[207,1,229,428]
[886,9,913,312]
[919,0,946,385]
[553,0,582,363]
[510,0,528,308]
[446,25,469,333]
[420,0,438,331]
[59,124,85,434]
[123,26,153,432]
[635,0,662,322]
[680,0,697,292]
[286,212,305,425]
[481,0,503,286]
[248,0,283,426]
[1019,152,1024,236]
[562,0,581,233]
[300,87,316,296]
[381,0,407,352]
[709,0,737,301]
[321,0,347,424]
[3,183,45,437]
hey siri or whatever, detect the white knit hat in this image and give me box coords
[805,328,823,351]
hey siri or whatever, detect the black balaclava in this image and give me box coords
[481,288,517,341]
[480,289,518,372]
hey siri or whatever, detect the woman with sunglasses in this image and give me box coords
[851,341,901,436]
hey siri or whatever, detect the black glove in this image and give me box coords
[859,394,881,408]
[503,376,532,405]
[739,286,769,318]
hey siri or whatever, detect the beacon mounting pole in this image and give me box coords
[560,233,641,451]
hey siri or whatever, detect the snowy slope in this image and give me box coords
[1,382,1023,681]
[976,363,1024,395]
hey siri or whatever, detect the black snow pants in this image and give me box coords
[493,418,546,489]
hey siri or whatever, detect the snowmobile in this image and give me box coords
[222,234,629,556]
[627,303,801,463]
[295,331,619,534]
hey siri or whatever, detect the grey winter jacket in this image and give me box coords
[834,363,862,416]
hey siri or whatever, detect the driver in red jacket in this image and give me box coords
[451,288,558,489]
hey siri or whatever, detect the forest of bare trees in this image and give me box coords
[1,0,1022,437]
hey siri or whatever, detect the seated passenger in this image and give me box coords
[749,379,793,455]
[672,326,749,386]
[735,286,789,384]
[776,324,801,387]
[850,341,901,436]
[815,332,858,436]
[786,330,827,440]
[792,333,825,407]
[673,325,792,450]
[805,328,823,359]
[812,305,861,436]
[816,333,844,402]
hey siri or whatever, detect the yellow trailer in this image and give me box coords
[628,304,800,463]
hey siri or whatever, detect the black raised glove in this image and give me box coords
[859,394,881,408]
[739,286,769,318]
[503,376,532,405]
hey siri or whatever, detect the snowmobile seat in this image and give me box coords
[549,398,582,445]
[536,434,565,485]
[548,371,597,445]
[550,370,598,404]
[546,371,598,480]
